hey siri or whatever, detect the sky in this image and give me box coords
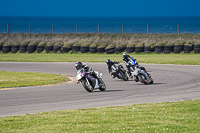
[0,0,200,17]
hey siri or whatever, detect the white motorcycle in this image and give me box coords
[76,68,106,92]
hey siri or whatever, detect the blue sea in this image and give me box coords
[0,16,200,34]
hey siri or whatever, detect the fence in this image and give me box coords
[5,24,181,36]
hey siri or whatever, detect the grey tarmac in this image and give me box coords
[0,62,200,117]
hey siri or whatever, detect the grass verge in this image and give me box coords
[0,71,68,89]
[0,99,199,132]
[0,52,200,65]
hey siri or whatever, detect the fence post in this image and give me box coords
[122,25,124,34]
[177,24,180,36]
[29,24,31,35]
[98,25,100,34]
[7,24,9,34]
[76,25,78,33]
[147,24,149,36]
[52,25,54,34]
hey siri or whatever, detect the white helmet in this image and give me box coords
[123,52,127,56]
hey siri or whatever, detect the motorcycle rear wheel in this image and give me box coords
[99,79,106,91]
[123,73,129,81]
[82,80,93,92]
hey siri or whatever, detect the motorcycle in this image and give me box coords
[128,58,154,85]
[76,68,106,92]
[109,63,129,81]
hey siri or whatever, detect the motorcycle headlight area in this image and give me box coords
[76,74,83,80]
[131,62,135,65]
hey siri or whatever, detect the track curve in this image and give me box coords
[0,62,200,117]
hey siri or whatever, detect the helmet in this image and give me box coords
[106,59,111,64]
[123,52,127,56]
[75,61,82,70]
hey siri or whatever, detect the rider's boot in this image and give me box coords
[111,75,116,78]
[94,79,100,89]
[127,70,133,79]
[134,76,138,82]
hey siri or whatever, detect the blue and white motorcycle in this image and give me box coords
[128,57,154,85]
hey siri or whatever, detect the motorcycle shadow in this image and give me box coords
[150,82,166,85]
[132,82,166,86]
[93,90,124,93]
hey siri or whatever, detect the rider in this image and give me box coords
[122,52,138,78]
[75,61,100,89]
[106,59,122,78]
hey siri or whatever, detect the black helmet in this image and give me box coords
[75,61,82,70]
[106,59,111,64]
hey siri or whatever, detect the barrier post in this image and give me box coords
[76,25,78,33]
[29,24,31,35]
[98,25,100,34]
[52,25,54,34]
[178,24,180,36]
[7,24,9,34]
[122,25,124,34]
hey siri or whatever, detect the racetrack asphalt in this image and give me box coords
[0,62,200,117]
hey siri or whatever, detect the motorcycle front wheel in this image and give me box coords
[82,80,93,92]
[98,79,106,91]
[149,76,154,84]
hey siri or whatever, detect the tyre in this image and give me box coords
[2,46,11,53]
[89,47,97,53]
[149,77,154,84]
[61,47,72,53]
[144,46,154,53]
[123,73,129,81]
[194,45,200,53]
[37,46,45,53]
[11,45,19,53]
[115,47,125,54]
[82,80,93,92]
[126,47,135,53]
[154,46,164,53]
[174,45,183,54]
[105,47,115,54]
[72,46,80,53]
[184,45,193,54]
[135,47,144,53]
[164,46,174,54]
[45,46,53,53]
[99,79,106,91]
[138,73,149,85]
[20,45,28,53]
[53,46,61,53]
[80,46,89,53]
[0,45,2,52]
[97,47,105,53]
[27,45,37,53]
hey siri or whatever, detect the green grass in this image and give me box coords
[0,52,200,65]
[0,71,68,89]
[0,99,199,132]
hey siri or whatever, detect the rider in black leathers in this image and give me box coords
[75,61,100,89]
[106,59,125,78]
